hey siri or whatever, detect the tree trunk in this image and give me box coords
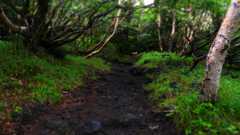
[27,0,49,53]
[200,0,240,103]
[137,8,144,40]
[168,7,176,53]
[179,5,193,55]
[157,1,163,52]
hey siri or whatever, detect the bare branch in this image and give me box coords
[9,0,24,17]
[85,19,115,54]
[85,0,125,58]
[0,6,27,34]
[221,71,239,79]
[190,54,207,71]
[235,43,240,47]
[231,34,240,44]
[45,0,64,29]
[22,0,30,15]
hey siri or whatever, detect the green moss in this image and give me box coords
[134,51,193,68]
[0,40,110,118]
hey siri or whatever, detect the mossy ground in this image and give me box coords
[135,51,240,135]
[0,40,110,122]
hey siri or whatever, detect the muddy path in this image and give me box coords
[16,61,182,135]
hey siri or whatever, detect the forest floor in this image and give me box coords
[8,59,183,135]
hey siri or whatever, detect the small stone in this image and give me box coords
[91,121,101,132]
[45,120,62,130]
[118,113,140,127]
[84,121,102,134]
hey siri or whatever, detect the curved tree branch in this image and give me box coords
[85,0,126,58]
[0,6,27,34]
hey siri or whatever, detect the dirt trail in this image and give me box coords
[16,61,182,135]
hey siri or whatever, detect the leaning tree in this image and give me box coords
[200,0,240,103]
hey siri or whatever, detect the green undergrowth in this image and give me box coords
[134,51,193,68]
[0,40,110,120]
[135,51,240,134]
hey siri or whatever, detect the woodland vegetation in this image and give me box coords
[0,0,240,134]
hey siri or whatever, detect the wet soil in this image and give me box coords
[9,61,183,135]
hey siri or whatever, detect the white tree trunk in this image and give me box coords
[137,9,144,40]
[157,2,163,52]
[168,7,176,53]
[200,0,240,103]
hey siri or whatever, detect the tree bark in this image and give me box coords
[157,1,163,52]
[168,6,176,53]
[137,8,144,40]
[85,0,125,58]
[0,5,27,34]
[27,0,49,53]
[200,0,240,103]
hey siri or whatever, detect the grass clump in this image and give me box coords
[134,51,193,68]
[136,51,240,134]
[0,40,110,119]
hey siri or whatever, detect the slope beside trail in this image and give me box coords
[16,60,182,135]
